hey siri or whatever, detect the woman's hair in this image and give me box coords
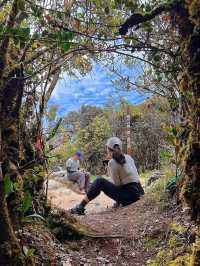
[108,144,126,165]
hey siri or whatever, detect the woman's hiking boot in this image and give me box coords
[70,204,85,215]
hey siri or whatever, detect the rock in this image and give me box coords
[146,171,165,186]
[47,180,61,190]
[96,256,110,263]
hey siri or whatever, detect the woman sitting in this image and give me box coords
[70,137,144,215]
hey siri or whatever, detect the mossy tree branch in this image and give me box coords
[0,0,9,9]
[119,0,183,35]
[0,0,20,81]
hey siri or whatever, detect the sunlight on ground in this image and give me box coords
[48,179,114,214]
[47,167,175,215]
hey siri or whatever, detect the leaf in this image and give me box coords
[13,36,20,46]
[23,245,29,256]
[171,127,177,136]
[165,134,176,145]
[145,4,152,12]
[46,118,62,142]
[30,4,43,17]
[27,248,35,257]
[62,31,74,41]
[23,246,35,257]
[0,25,4,33]
[61,42,71,52]
[11,27,30,48]
[4,175,14,197]
[21,27,30,37]
[26,67,33,75]
[13,182,20,191]
[17,0,25,11]
[21,192,32,214]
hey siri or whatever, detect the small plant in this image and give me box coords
[21,192,32,215]
[148,250,171,266]
[23,246,35,258]
[144,168,173,210]
[3,175,19,198]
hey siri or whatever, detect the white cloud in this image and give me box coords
[48,63,148,115]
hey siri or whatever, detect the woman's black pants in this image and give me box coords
[87,177,141,206]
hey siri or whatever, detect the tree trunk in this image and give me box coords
[177,1,200,220]
[0,67,26,265]
[0,164,24,265]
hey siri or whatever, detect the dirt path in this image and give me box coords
[47,178,189,266]
[66,199,191,266]
[66,200,174,266]
[48,179,115,213]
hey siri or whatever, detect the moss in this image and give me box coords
[179,73,189,92]
[47,208,106,241]
[168,235,180,249]
[188,0,200,24]
[143,236,157,250]
[190,238,200,266]
[67,242,81,252]
[148,250,171,266]
[179,181,193,208]
[149,225,200,266]
[144,169,173,210]
[168,254,190,266]
[169,223,187,234]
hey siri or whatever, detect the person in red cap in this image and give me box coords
[69,137,144,215]
[66,151,90,193]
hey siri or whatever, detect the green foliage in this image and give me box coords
[162,126,178,146]
[0,25,30,48]
[149,222,198,266]
[48,97,172,174]
[0,22,73,51]
[45,31,74,51]
[148,250,171,266]
[66,141,78,155]
[24,166,44,184]
[144,168,174,210]
[23,246,35,258]
[21,192,32,215]
[16,0,25,11]
[48,140,78,168]
[169,223,187,235]
[143,236,157,250]
[3,175,19,198]
[46,118,62,142]
[139,169,156,184]
[77,115,112,173]
[160,150,173,166]
[3,175,14,197]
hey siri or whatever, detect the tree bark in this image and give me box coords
[0,0,19,80]
[119,0,200,220]
[0,63,25,266]
[44,70,61,109]
[0,163,24,265]
[177,0,200,220]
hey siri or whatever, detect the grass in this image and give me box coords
[139,169,158,185]
[142,166,175,210]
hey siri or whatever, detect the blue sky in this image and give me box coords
[48,63,149,116]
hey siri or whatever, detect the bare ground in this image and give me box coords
[48,179,115,213]
[65,200,190,266]
[45,178,191,266]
